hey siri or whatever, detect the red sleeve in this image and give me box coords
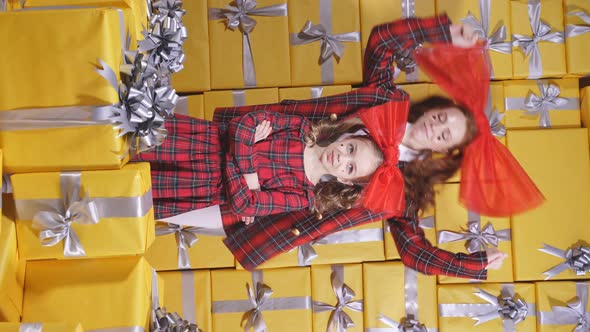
[363,14,452,87]
[389,217,488,280]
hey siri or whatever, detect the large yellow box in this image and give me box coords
[175,95,207,120]
[359,0,435,83]
[208,0,290,89]
[158,270,212,332]
[211,268,312,331]
[564,0,590,76]
[510,0,566,79]
[536,281,590,332]
[508,129,590,281]
[436,0,512,79]
[504,79,580,129]
[0,323,83,332]
[278,85,352,101]
[288,0,362,86]
[435,183,513,283]
[384,207,436,260]
[0,216,25,322]
[203,88,279,120]
[438,283,537,332]
[11,163,155,260]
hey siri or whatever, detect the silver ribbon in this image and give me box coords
[290,20,360,64]
[19,323,43,332]
[397,0,418,82]
[208,0,288,87]
[484,86,506,137]
[566,9,590,38]
[181,271,197,325]
[539,282,590,332]
[512,0,564,79]
[539,243,590,280]
[439,285,535,332]
[232,90,247,107]
[310,87,324,99]
[0,0,6,12]
[151,268,201,332]
[437,212,511,253]
[312,265,363,332]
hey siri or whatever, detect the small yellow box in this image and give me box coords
[536,281,590,332]
[564,0,590,76]
[203,88,279,120]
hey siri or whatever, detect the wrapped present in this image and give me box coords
[435,183,513,283]
[504,79,580,129]
[174,95,207,120]
[564,0,590,76]
[0,216,25,322]
[23,257,161,331]
[203,88,279,120]
[279,85,352,101]
[384,207,436,260]
[0,323,84,332]
[510,0,566,79]
[436,0,512,79]
[208,0,291,89]
[158,270,212,332]
[288,0,362,86]
[359,0,435,83]
[11,163,155,260]
[582,86,590,149]
[537,281,590,332]
[146,221,234,270]
[363,262,438,331]
[438,283,537,332]
[397,83,435,102]
[508,129,590,281]
[311,264,363,332]
[211,268,312,331]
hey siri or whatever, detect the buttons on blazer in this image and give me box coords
[329,113,338,121]
[291,228,301,236]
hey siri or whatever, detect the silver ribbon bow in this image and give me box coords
[540,282,590,332]
[437,220,511,253]
[566,9,590,38]
[312,265,363,332]
[376,313,428,332]
[242,282,274,332]
[152,307,201,332]
[512,0,564,79]
[461,0,512,56]
[539,243,590,280]
[290,20,360,64]
[32,173,100,257]
[208,0,288,87]
[523,80,569,128]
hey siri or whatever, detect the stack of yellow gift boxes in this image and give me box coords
[3,0,590,331]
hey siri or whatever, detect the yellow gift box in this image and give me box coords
[537,281,590,332]
[397,83,435,102]
[385,207,436,260]
[288,0,362,86]
[510,0,566,79]
[171,0,210,93]
[0,323,84,332]
[438,283,537,332]
[436,0,513,80]
[203,88,279,120]
[279,85,352,101]
[508,129,590,281]
[564,0,590,76]
[22,256,157,331]
[146,221,234,270]
[159,270,212,332]
[11,162,155,260]
[175,95,207,120]
[0,216,25,322]
[582,86,590,149]
[360,0,435,83]
[504,79,580,129]
[363,261,438,331]
[211,268,312,331]
[435,183,514,283]
[208,0,290,89]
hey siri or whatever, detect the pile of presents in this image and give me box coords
[1,0,590,331]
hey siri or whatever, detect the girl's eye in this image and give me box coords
[438,113,447,123]
[347,164,353,174]
[348,144,354,154]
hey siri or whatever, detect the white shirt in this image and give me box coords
[399,123,421,162]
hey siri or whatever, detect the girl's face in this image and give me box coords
[319,137,381,184]
[408,107,468,153]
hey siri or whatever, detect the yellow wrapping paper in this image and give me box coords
[288,0,363,86]
[311,264,363,332]
[363,261,438,331]
[11,162,155,260]
[175,95,207,120]
[504,79,580,129]
[0,323,84,332]
[359,0,435,83]
[0,216,24,323]
[171,0,210,92]
[203,88,279,120]
[22,256,156,331]
[385,206,436,260]
[158,271,212,332]
[278,85,352,101]
[438,283,537,332]
[510,0,566,79]
[208,0,291,89]
[508,129,590,281]
[211,267,312,331]
[435,183,514,283]
[397,83,435,102]
[146,223,234,270]
[436,0,512,80]
[565,0,590,75]
[582,86,590,150]
[537,281,590,332]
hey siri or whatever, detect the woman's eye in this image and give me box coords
[348,144,354,153]
[347,164,353,174]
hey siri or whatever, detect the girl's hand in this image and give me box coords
[241,216,255,225]
[254,120,273,143]
[450,24,480,48]
[485,246,509,270]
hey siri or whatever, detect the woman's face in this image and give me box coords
[319,137,381,184]
[408,107,468,153]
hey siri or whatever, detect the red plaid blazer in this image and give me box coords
[216,15,488,278]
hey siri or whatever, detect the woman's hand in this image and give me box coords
[485,246,509,270]
[254,120,273,143]
[450,24,480,48]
